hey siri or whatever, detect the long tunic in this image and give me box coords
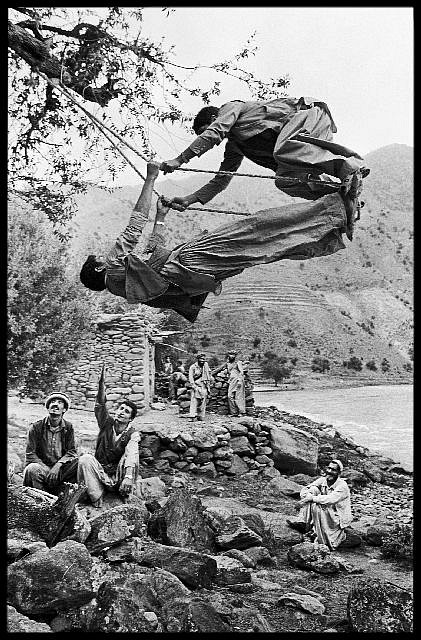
[104,191,347,322]
[300,476,353,549]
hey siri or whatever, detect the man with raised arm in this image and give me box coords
[80,162,361,323]
[77,364,140,508]
[161,96,369,239]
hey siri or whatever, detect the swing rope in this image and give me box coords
[38,73,337,217]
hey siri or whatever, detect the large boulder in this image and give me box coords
[268,424,318,475]
[88,568,190,632]
[211,555,252,586]
[226,454,249,476]
[131,538,217,589]
[365,518,395,546]
[8,484,89,546]
[203,496,300,548]
[161,597,231,632]
[147,488,216,553]
[278,592,326,615]
[7,605,52,632]
[267,476,303,498]
[136,476,166,501]
[86,504,149,554]
[347,577,413,632]
[7,540,95,616]
[215,515,263,550]
[287,542,341,575]
[7,528,48,564]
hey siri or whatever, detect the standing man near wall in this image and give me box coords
[213,352,248,416]
[188,353,213,421]
[77,364,140,508]
[23,392,78,494]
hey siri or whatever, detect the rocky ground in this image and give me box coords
[7,395,413,633]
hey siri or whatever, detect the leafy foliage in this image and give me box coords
[311,356,330,373]
[365,359,377,371]
[261,353,292,385]
[9,7,290,231]
[342,356,363,372]
[8,200,92,396]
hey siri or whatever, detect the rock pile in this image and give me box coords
[6,485,279,632]
[137,416,282,478]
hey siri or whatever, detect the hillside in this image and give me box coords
[69,144,413,384]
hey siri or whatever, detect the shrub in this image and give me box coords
[343,356,363,371]
[261,355,292,386]
[311,356,330,373]
[381,524,413,562]
[365,359,378,371]
[253,337,261,348]
[381,358,391,373]
[287,339,297,347]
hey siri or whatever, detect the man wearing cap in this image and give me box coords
[212,352,248,416]
[23,392,79,493]
[188,353,213,421]
[287,459,352,550]
[77,364,140,508]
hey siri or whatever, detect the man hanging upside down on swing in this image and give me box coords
[80,160,360,323]
[161,95,369,240]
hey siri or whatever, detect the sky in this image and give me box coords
[113,6,413,185]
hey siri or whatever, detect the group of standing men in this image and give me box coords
[160,351,248,421]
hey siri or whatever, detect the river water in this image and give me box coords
[254,384,413,471]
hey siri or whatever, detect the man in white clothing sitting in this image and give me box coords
[288,459,352,550]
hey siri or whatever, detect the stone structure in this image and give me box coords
[59,311,159,413]
[136,416,276,477]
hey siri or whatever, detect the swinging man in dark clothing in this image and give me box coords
[80,161,361,323]
[161,96,369,238]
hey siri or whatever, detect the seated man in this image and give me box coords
[80,162,361,323]
[23,392,78,494]
[77,364,140,508]
[168,360,188,402]
[212,351,248,416]
[288,459,352,550]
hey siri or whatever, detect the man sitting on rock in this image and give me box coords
[288,459,352,550]
[23,392,79,494]
[77,364,140,508]
[168,359,188,403]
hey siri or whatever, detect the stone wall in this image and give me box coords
[137,415,274,479]
[59,311,156,413]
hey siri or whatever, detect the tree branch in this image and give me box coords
[8,20,121,106]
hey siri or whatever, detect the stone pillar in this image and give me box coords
[59,311,159,413]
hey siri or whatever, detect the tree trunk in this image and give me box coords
[8,483,87,547]
[8,21,116,106]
